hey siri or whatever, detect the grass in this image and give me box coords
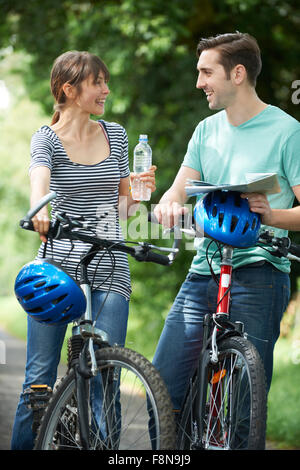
[1,295,300,449]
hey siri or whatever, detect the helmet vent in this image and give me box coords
[234,193,241,207]
[23,293,34,301]
[220,192,227,203]
[230,215,239,232]
[206,193,212,206]
[34,281,46,288]
[251,219,257,230]
[27,307,43,313]
[218,212,224,227]
[52,294,68,305]
[242,221,250,234]
[45,284,59,292]
[212,205,218,217]
[62,305,73,314]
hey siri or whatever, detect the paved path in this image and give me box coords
[0,327,26,450]
[0,327,66,450]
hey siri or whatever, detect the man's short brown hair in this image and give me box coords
[197,32,262,87]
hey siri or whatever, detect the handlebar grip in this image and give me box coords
[20,191,57,227]
[19,219,35,231]
[19,218,61,241]
[143,250,170,266]
[19,191,58,236]
[289,243,300,258]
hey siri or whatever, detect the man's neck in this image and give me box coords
[225,89,268,127]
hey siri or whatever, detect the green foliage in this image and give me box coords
[0,53,47,294]
[267,338,300,448]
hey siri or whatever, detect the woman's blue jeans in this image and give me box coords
[152,262,290,412]
[11,290,129,450]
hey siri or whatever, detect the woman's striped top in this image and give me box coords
[29,120,132,300]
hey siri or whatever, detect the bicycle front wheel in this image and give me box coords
[34,347,176,450]
[177,336,267,450]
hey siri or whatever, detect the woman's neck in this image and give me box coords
[51,106,96,141]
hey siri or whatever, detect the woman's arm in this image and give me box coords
[30,166,51,242]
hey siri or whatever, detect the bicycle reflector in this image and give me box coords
[194,190,261,248]
[14,259,86,325]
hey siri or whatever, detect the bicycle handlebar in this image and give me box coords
[258,230,300,261]
[288,243,300,258]
[19,192,178,266]
[19,192,300,265]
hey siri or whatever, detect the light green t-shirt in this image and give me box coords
[182,105,300,274]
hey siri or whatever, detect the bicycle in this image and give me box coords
[162,192,300,450]
[16,191,179,450]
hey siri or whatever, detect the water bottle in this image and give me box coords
[131,134,152,201]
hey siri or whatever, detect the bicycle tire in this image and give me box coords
[177,336,267,450]
[34,346,176,450]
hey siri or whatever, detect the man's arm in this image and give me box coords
[243,184,300,231]
[154,166,201,227]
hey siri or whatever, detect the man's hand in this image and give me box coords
[241,192,273,225]
[153,201,188,228]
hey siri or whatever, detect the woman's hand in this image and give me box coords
[32,210,50,243]
[130,165,157,196]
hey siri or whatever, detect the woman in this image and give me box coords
[11,51,156,449]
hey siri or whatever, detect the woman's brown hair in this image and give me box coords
[50,51,110,125]
[197,32,262,87]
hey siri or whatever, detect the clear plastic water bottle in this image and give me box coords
[131,134,152,201]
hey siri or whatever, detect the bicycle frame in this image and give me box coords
[71,244,112,450]
[217,245,233,316]
[194,243,244,449]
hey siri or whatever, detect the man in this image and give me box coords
[153,32,300,417]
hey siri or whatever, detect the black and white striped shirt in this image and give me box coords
[29,120,131,300]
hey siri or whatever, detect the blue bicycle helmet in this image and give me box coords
[194,190,261,248]
[14,258,86,325]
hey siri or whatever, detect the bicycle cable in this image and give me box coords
[206,239,222,286]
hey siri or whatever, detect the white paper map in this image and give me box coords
[185,173,281,197]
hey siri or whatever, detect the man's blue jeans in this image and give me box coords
[11,290,129,450]
[152,262,290,412]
